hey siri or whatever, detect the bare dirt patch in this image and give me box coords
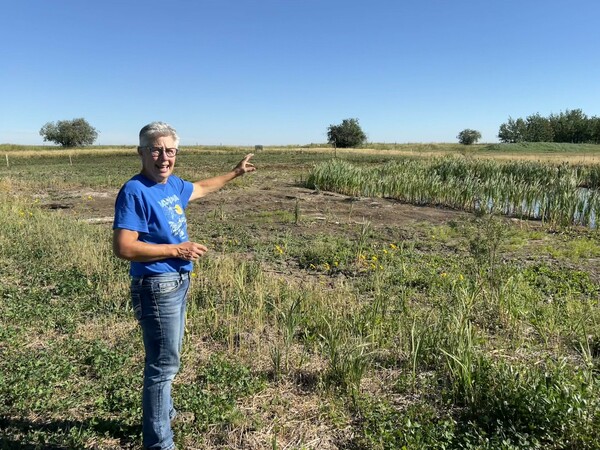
[58,178,467,231]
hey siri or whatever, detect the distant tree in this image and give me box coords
[327,118,367,148]
[39,118,98,147]
[499,109,599,144]
[590,116,600,144]
[549,109,590,143]
[498,117,526,143]
[524,113,554,142]
[457,129,481,145]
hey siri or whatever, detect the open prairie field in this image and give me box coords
[1,143,600,449]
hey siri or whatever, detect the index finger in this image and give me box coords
[195,243,208,252]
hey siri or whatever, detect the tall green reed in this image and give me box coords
[306,156,600,228]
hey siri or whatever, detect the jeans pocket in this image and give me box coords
[154,279,180,295]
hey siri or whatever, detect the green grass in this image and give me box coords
[1,146,600,448]
[481,142,600,154]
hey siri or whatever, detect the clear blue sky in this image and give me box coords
[1,0,599,146]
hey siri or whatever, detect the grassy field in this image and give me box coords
[1,143,600,449]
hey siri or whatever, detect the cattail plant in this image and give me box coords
[306,156,600,228]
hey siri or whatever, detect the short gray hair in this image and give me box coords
[139,122,180,147]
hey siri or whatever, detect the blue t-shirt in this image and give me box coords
[113,174,194,277]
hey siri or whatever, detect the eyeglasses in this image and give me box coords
[139,146,179,158]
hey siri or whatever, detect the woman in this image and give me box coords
[113,122,255,450]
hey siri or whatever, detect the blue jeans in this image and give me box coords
[131,272,190,450]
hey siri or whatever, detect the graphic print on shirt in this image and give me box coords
[158,194,187,240]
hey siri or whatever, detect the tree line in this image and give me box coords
[498,109,600,144]
[38,111,600,149]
